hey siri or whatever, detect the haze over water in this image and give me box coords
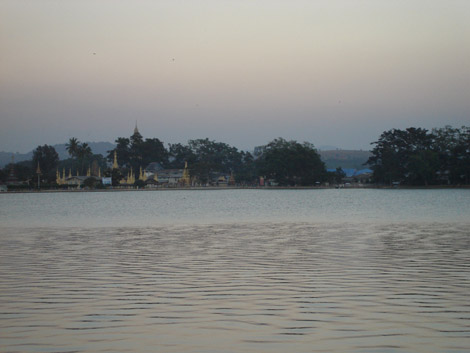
[1,189,470,352]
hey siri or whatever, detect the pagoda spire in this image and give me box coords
[139,166,146,181]
[56,169,61,185]
[134,121,139,135]
[181,161,190,186]
[113,150,118,169]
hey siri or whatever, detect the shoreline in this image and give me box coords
[2,184,470,194]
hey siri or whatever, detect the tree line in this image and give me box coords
[1,127,331,187]
[367,126,469,185]
[1,125,468,188]
[108,129,328,186]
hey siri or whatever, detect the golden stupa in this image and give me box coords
[181,161,190,186]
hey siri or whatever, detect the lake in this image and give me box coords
[1,189,469,352]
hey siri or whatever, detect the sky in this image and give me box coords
[1,0,469,153]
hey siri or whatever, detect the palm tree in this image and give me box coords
[78,143,92,158]
[66,137,80,158]
[77,143,93,174]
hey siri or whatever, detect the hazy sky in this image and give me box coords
[1,0,469,153]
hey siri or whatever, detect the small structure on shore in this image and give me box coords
[56,166,102,187]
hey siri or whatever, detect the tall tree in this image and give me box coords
[432,126,470,184]
[256,138,326,186]
[65,137,80,158]
[107,137,131,168]
[139,138,168,167]
[188,139,244,183]
[168,139,246,184]
[168,143,197,169]
[367,127,453,185]
[32,145,59,182]
[76,143,93,174]
[235,151,257,185]
[107,131,169,181]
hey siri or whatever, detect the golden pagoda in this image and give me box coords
[56,168,66,185]
[181,161,190,186]
[154,172,158,183]
[86,167,91,177]
[68,169,72,178]
[112,150,118,169]
[139,167,146,181]
[120,167,135,185]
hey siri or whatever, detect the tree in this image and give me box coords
[168,138,244,184]
[335,167,346,184]
[76,143,93,175]
[78,143,92,157]
[188,138,244,184]
[107,137,131,168]
[432,126,470,184]
[235,151,257,185]
[450,126,470,184]
[168,143,196,168]
[32,145,59,182]
[107,133,168,181]
[65,137,80,158]
[0,160,33,184]
[367,127,437,185]
[135,138,168,169]
[109,168,123,186]
[255,138,326,186]
[366,126,470,185]
[408,149,439,186]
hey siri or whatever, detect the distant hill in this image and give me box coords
[0,141,115,168]
[1,143,370,170]
[319,150,371,170]
[52,142,116,160]
[0,151,34,168]
[317,145,339,151]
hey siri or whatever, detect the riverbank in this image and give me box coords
[2,184,470,194]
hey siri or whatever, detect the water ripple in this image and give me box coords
[1,222,469,352]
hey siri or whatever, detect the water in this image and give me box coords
[1,189,470,352]
[0,189,469,227]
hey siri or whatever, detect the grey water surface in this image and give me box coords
[1,189,469,352]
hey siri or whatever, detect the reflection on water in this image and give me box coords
[1,222,469,352]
